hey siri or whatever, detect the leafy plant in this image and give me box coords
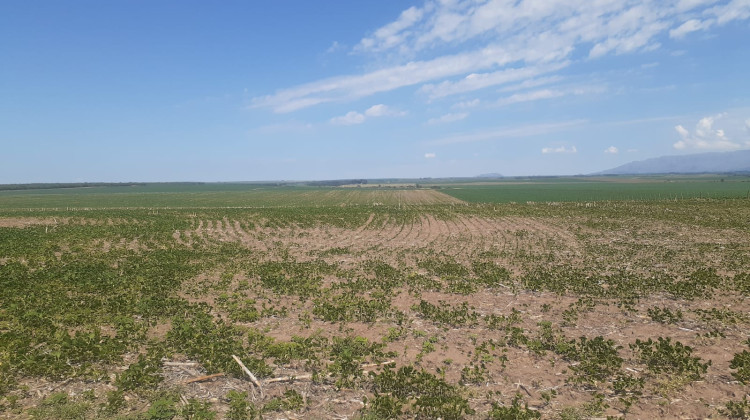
[647,307,683,324]
[613,373,644,413]
[328,336,391,389]
[368,365,475,419]
[116,351,164,392]
[720,396,750,419]
[562,336,623,388]
[729,349,750,384]
[144,396,178,420]
[167,309,271,377]
[28,392,90,420]
[226,390,260,420]
[460,362,488,385]
[413,300,479,327]
[630,337,711,395]
[262,389,305,412]
[181,398,216,419]
[488,394,541,419]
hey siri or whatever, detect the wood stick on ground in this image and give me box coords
[232,355,264,398]
[265,360,396,384]
[361,360,395,370]
[183,373,225,384]
[265,374,314,384]
[164,361,199,367]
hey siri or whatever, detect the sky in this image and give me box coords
[1,0,750,183]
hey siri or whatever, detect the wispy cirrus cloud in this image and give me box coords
[452,99,480,109]
[426,112,468,125]
[670,0,750,38]
[496,84,606,107]
[420,61,569,99]
[425,119,587,145]
[252,0,750,114]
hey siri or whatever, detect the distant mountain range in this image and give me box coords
[596,150,750,175]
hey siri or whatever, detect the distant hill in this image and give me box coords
[476,173,504,178]
[597,150,750,175]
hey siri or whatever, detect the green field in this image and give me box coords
[2,175,749,210]
[1,185,749,419]
[0,185,459,209]
[434,175,750,203]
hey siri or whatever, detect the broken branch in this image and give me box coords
[183,373,225,384]
[232,354,264,398]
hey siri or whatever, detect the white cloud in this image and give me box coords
[365,104,389,117]
[711,0,750,25]
[669,0,750,39]
[673,113,745,150]
[542,145,577,154]
[420,61,569,99]
[253,1,750,113]
[676,0,720,14]
[452,99,480,109]
[253,46,519,112]
[745,118,750,132]
[498,75,564,93]
[604,146,619,154]
[495,83,605,107]
[426,119,587,145]
[427,112,468,125]
[670,19,709,38]
[326,41,344,54]
[330,111,366,125]
[497,89,565,107]
[331,104,405,125]
[365,104,406,117]
[357,6,425,53]
[424,152,436,159]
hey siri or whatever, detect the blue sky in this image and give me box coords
[2,0,749,182]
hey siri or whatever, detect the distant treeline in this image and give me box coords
[306,179,368,187]
[0,182,201,191]
[0,182,148,191]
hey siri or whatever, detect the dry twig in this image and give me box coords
[164,361,199,367]
[232,355,264,398]
[183,373,225,384]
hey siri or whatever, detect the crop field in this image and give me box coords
[434,175,750,203]
[0,186,460,210]
[1,185,750,419]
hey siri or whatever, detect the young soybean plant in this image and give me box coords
[630,337,711,390]
[729,342,750,385]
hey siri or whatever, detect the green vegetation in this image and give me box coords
[437,175,750,203]
[0,183,748,418]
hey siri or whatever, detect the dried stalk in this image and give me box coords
[264,360,395,384]
[265,374,314,384]
[183,373,225,384]
[232,355,264,398]
[164,361,199,367]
